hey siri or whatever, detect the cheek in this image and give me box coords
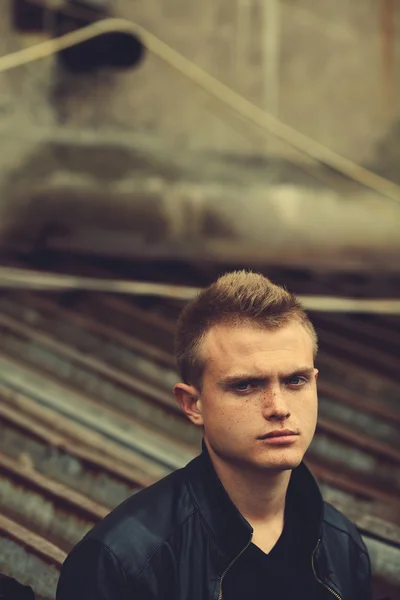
[302,393,318,427]
[207,399,259,436]
[201,394,245,428]
[204,403,235,427]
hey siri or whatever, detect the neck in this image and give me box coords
[205,440,291,525]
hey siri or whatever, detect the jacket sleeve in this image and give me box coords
[56,538,131,600]
[0,573,35,599]
[355,542,373,600]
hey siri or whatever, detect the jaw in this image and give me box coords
[206,437,305,474]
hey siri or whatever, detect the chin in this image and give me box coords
[256,458,300,471]
[255,450,304,471]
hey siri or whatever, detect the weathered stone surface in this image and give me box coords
[0,1,399,271]
[1,0,400,161]
[0,129,399,271]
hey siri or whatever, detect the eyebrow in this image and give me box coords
[218,367,315,388]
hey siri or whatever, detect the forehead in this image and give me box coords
[202,322,314,376]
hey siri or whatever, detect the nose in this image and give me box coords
[261,387,290,421]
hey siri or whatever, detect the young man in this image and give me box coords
[56,271,373,600]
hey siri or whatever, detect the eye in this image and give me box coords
[232,381,255,392]
[286,376,307,387]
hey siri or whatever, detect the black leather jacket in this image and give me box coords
[0,574,35,600]
[57,444,373,600]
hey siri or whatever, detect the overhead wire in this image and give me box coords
[0,13,399,204]
[0,266,399,314]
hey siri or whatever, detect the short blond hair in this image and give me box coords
[174,270,318,388]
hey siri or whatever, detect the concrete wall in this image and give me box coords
[110,0,398,164]
[0,0,399,270]
[0,0,399,164]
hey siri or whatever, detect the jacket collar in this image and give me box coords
[184,440,325,561]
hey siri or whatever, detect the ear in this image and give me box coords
[314,368,319,381]
[174,383,204,427]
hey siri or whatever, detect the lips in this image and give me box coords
[260,430,298,439]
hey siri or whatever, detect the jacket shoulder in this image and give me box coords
[83,467,196,577]
[322,501,367,554]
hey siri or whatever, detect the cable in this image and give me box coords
[0,17,400,205]
[0,266,400,314]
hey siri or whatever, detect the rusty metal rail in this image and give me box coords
[316,351,399,412]
[0,513,65,600]
[73,293,176,354]
[0,390,153,507]
[0,293,177,390]
[0,370,174,476]
[307,456,399,511]
[317,362,400,424]
[0,303,199,447]
[313,312,400,353]
[0,350,196,472]
[0,450,108,551]
[314,322,400,382]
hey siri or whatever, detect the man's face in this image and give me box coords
[195,321,318,472]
